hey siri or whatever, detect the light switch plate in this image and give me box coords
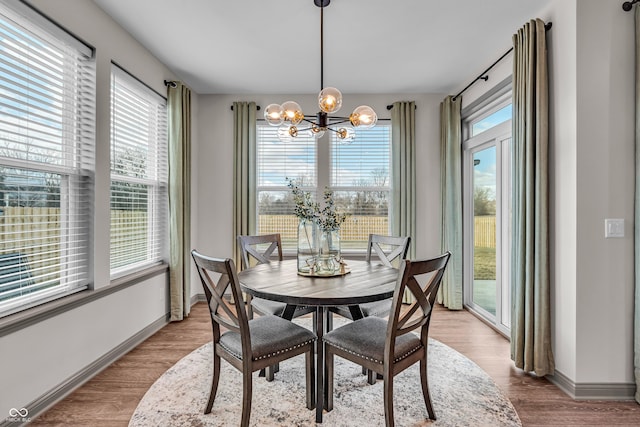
[605,218,624,238]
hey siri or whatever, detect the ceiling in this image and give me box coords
[92,0,552,95]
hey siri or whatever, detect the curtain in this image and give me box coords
[634,5,640,405]
[437,95,463,310]
[168,82,192,322]
[391,101,416,303]
[233,102,257,271]
[510,19,554,376]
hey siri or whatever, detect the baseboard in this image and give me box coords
[548,370,636,400]
[191,293,206,305]
[2,314,170,427]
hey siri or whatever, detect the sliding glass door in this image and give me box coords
[463,111,511,335]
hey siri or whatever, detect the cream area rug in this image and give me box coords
[129,321,521,427]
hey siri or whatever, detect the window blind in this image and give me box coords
[331,125,391,248]
[0,3,95,317]
[110,65,168,277]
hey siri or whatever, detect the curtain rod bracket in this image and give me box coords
[164,80,177,88]
[623,0,640,12]
[452,21,552,102]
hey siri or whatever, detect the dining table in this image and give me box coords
[238,258,399,423]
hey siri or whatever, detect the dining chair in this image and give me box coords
[191,250,316,427]
[328,234,411,327]
[237,233,315,322]
[323,251,451,426]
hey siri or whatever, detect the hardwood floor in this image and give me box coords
[31,303,640,426]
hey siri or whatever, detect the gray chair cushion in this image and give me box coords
[220,315,316,361]
[252,297,315,318]
[331,299,392,319]
[323,316,422,365]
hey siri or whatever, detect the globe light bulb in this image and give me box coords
[277,125,295,142]
[318,87,342,113]
[264,103,284,126]
[311,124,326,139]
[281,101,304,125]
[349,105,377,129]
[336,126,355,144]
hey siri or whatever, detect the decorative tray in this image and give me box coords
[297,267,351,278]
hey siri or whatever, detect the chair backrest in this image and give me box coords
[366,234,411,268]
[237,234,283,269]
[191,250,251,350]
[385,252,451,356]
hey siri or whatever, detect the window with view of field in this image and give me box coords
[109,65,168,277]
[0,2,95,317]
[256,123,391,251]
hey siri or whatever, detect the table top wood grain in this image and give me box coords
[238,259,398,306]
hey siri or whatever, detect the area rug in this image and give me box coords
[129,320,521,427]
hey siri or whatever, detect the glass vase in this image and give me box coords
[317,229,341,275]
[297,218,319,274]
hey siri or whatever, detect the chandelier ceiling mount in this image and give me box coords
[264,0,377,143]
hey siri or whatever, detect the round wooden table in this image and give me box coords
[238,259,398,423]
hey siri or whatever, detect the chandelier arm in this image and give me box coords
[325,118,351,126]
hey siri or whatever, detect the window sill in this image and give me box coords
[0,263,169,338]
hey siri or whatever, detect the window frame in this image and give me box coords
[0,1,96,318]
[109,63,168,279]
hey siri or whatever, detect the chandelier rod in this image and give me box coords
[319,4,324,92]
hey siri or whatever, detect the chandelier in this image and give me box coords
[263,0,377,143]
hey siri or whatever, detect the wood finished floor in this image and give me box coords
[31,303,640,426]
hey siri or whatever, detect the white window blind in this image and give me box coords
[110,65,168,277]
[331,124,391,250]
[256,125,316,248]
[0,2,96,317]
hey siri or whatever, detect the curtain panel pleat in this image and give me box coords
[634,5,640,405]
[391,101,416,303]
[233,102,257,270]
[168,83,192,321]
[438,95,463,310]
[510,18,555,376]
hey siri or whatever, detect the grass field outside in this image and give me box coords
[473,246,497,315]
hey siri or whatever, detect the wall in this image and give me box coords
[194,93,444,264]
[0,0,198,416]
[458,0,636,393]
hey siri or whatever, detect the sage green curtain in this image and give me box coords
[233,102,257,271]
[634,5,640,404]
[168,82,191,322]
[438,95,463,310]
[391,101,416,303]
[511,18,554,376]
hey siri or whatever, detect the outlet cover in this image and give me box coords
[605,218,624,238]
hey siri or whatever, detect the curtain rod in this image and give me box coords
[623,0,640,11]
[386,104,417,110]
[230,105,261,111]
[452,21,552,101]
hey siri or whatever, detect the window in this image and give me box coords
[110,65,168,277]
[0,2,95,317]
[256,123,391,251]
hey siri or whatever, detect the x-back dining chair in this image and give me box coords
[237,233,316,381]
[237,233,315,320]
[191,250,316,427]
[328,234,411,326]
[323,252,451,427]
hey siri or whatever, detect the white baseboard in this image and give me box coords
[0,314,169,427]
[548,370,636,400]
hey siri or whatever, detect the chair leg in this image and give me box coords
[241,369,253,427]
[367,368,376,385]
[266,365,275,381]
[420,355,436,420]
[325,345,334,412]
[306,346,316,410]
[205,353,221,414]
[383,373,394,427]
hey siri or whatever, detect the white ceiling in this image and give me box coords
[92,0,553,95]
